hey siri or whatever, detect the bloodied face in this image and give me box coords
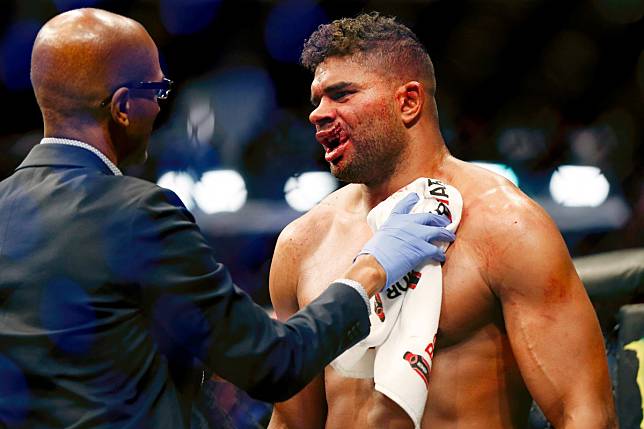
[309,57,409,185]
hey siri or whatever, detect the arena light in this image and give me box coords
[186,99,215,144]
[157,171,196,210]
[549,165,610,207]
[200,67,277,155]
[193,170,247,214]
[471,161,519,186]
[496,128,547,162]
[569,126,616,165]
[284,172,338,212]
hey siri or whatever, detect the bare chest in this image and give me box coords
[296,220,500,345]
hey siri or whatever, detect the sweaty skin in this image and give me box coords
[269,56,616,428]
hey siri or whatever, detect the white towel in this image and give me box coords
[331,177,463,428]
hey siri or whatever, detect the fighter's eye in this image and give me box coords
[331,90,352,101]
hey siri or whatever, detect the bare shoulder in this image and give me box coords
[451,161,565,261]
[452,160,573,291]
[269,184,362,316]
[453,160,557,240]
[275,184,361,257]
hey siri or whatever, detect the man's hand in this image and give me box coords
[357,193,455,290]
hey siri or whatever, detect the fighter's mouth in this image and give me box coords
[315,124,349,162]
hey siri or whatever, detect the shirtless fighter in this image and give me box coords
[268,12,616,429]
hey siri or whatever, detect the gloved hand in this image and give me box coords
[357,193,455,291]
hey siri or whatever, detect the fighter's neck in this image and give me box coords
[360,145,454,210]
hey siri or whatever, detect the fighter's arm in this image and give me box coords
[489,201,617,428]
[268,222,328,429]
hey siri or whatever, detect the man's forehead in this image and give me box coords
[311,56,376,90]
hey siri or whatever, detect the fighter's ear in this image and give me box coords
[110,87,130,127]
[395,81,423,127]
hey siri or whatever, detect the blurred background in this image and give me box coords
[0,0,642,427]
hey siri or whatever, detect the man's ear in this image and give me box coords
[395,81,423,126]
[110,87,130,127]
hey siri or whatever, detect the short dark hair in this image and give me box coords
[301,12,435,93]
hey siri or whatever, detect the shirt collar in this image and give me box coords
[40,137,123,176]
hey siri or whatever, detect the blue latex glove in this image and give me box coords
[358,193,455,291]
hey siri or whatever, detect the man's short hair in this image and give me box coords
[301,12,435,92]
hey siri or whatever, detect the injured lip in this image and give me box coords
[316,124,346,153]
[323,133,350,163]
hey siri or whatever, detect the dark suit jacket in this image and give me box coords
[0,143,369,429]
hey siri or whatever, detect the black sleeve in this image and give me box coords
[131,187,370,402]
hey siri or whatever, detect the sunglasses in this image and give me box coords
[100,77,173,107]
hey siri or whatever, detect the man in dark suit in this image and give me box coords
[0,8,453,429]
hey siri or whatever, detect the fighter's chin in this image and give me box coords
[328,158,345,178]
[329,161,363,184]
